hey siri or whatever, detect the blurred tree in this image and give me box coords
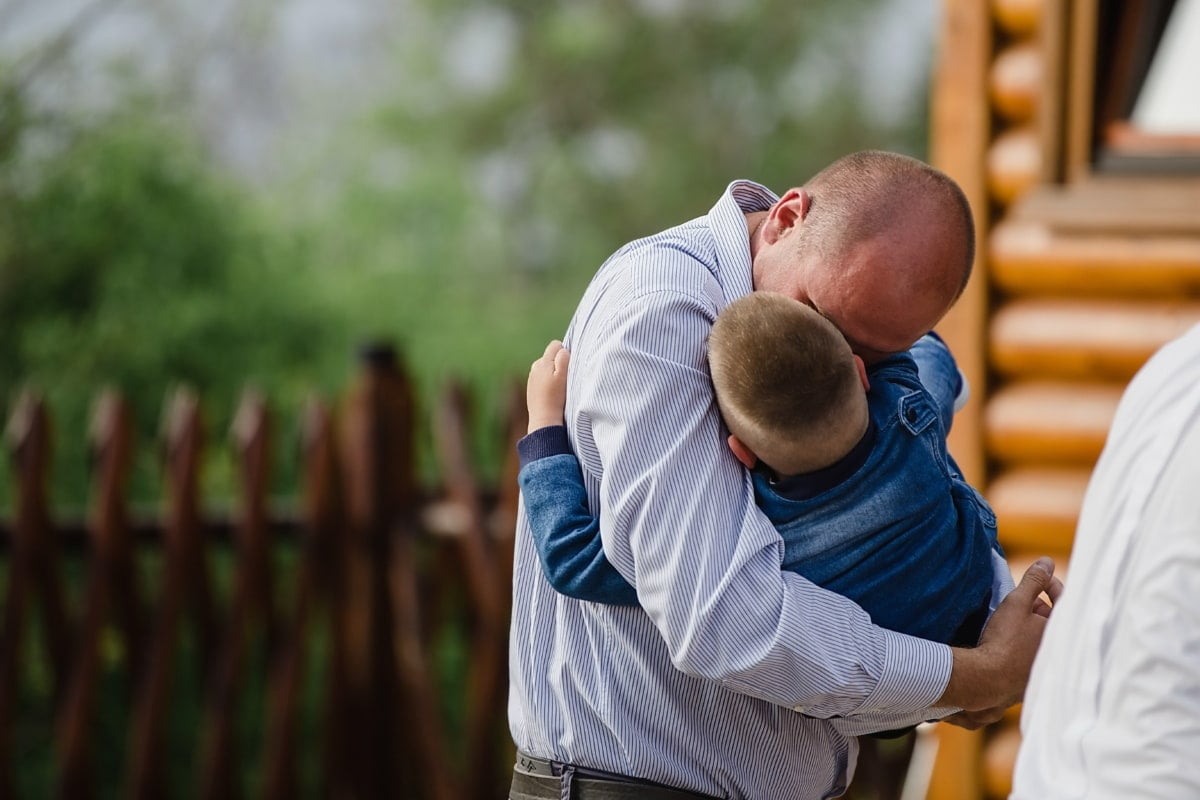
[293,0,932,475]
[0,0,935,497]
[0,76,336,508]
[362,0,929,272]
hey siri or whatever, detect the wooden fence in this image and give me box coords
[0,343,929,800]
[0,345,525,799]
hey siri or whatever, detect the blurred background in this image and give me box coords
[0,0,935,509]
[0,0,941,797]
[6,0,1199,797]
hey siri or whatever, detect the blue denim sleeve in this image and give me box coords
[517,430,639,606]
[908,333,962,435]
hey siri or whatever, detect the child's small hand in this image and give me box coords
[527,340,570,433]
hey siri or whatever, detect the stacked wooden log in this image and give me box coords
[931,0,1200,796]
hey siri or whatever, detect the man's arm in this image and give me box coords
[572,277,1057,724]
[577,285,955,717]
[909,332,965,432]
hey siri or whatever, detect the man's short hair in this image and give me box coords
[801,150,975,297]
[708,293,868,476]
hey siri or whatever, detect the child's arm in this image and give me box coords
[519,341,638,606]
[909,332,969,434]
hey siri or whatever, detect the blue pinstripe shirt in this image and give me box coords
[508,181,969,799]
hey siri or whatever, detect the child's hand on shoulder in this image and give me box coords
[527,340,570,433]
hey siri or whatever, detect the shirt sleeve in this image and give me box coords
[573,283,952,717]
[1081,447,1200,793]
[516,427,639,606]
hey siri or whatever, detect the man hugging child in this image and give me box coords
[518,291,1001,652]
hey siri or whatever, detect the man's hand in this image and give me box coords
[527,340,571,433]
[938,557,1064,729]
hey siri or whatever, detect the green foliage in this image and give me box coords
[0,87,339,509]
[370,0,917,256]
[0,0,932,504]
[279,0,930,482]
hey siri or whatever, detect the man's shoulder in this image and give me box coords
[603,219,723,295]
[578,222,729,330]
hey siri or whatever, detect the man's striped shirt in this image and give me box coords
[508,180,970,800]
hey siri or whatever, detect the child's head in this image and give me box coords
[708,292,870,476]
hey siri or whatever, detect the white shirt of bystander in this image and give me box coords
[1011,322,1200,799]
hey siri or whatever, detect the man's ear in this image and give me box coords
[854,354,870,392]
[727,434,758,469]
[762,188,811,245]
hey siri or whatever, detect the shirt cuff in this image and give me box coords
[517,425,572,469]
[859,630,955,714]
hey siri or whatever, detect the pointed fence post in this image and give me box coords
[262,397,346,800]
[2,391,70,799]
[338,344,457,799]
[128,388,210,800]
[431,380,502,797]
[199,389,274,800]
[336,345,403,799]
[56,389,139,800]
[433,376,527,798]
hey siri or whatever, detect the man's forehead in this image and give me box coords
[807,302,898,363]
[806,284,927,363]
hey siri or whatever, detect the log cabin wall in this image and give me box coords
[927,0,1200,797]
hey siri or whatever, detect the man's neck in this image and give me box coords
[746,211,769,259]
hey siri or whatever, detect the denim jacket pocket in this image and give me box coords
[897,391,938,436]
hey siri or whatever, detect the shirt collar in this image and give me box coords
[761,418,878,501]
[707,180,777,307]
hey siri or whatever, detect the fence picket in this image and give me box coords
[128,388,208,799]
[431,380,512,798]
[199,391,274,800]
[262,398,342,800]
[337,347,405,798]
[56,390,139,799]
[390,378,457,800]
[2,398,56,796]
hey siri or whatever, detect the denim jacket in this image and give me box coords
[517,334,1001,645]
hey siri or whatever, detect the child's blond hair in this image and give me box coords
[708,293,869,476]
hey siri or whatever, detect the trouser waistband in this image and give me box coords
[510,751,720,800]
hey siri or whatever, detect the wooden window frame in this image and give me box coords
[1024,0,1200,235]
